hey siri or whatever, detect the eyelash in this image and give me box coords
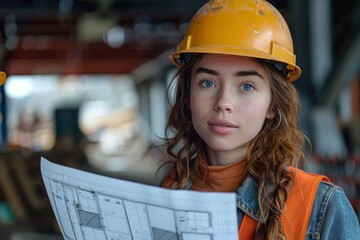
[240,83,255,92]
[200,79,215,88]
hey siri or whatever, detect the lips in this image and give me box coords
[208,119,238,134]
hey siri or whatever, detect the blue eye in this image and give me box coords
[201,80,215,88]
[241,83,254,92]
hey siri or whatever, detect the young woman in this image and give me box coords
[161,0,360,239]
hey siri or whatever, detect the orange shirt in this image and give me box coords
[191,159,247,192]
[163,159,247,192]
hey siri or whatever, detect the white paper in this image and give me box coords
[40,157,238,240]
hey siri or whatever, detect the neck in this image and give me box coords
[207,147,247,166]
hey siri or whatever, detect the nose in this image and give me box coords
[214,87,234,113]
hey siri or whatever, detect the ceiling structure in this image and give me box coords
[0,0,210,75]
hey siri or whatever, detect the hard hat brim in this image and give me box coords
[169,44,301,82]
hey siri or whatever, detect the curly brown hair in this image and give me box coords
[164,54,305,239]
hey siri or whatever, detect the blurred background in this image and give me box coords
[0,0,359,239]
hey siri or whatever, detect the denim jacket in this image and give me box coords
[236,175,360,239]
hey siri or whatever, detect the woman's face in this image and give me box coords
[190,54,273,165]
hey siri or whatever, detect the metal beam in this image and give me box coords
[316,28,360,108]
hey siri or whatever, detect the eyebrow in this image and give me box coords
[194,67,264,80]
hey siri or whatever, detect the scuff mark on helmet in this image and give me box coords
[198,0,228,15]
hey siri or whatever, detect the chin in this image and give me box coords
[204,138,250,152]
[206,142,241,151]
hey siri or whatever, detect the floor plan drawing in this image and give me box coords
[41,157,238,240]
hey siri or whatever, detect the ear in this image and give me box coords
[266,109,275,119]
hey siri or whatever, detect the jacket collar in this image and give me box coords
[235,175,261,221]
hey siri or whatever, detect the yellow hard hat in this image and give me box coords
[0,72,6,86]
[169,0,301,82]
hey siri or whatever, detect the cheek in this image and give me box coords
[189,89,203,111]
[245,98,272,123]
[190,97,204,120]
[190,94,209,126]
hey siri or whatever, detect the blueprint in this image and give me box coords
[40,157,238,240]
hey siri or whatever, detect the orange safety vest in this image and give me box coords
[239,167,330,239]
